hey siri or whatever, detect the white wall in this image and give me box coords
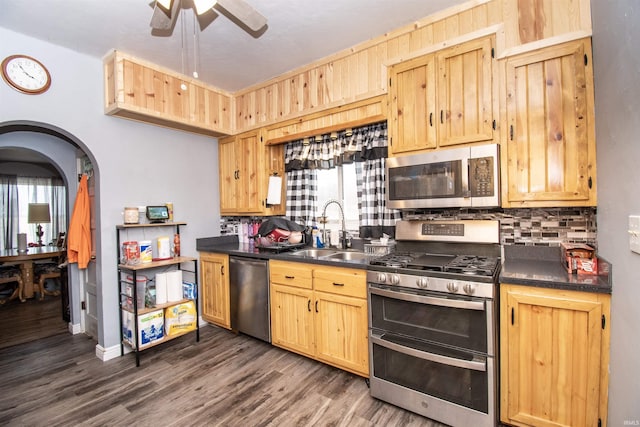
[0,27,221,353]
[591,0,640,423]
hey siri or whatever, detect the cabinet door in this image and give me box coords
[235,131,264,213]
[504,39,596,207]
[437,36,494,147]
[388,54,437,155]
[200,253,230,329]
[314,291,369,377]
[500,284,609,427]
[270,283,315,358]
[262,143,286,216]
[219,136,239,214]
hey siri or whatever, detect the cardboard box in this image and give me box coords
[164,301,197,336]
[561,243,597,274]
[122,309,164,349]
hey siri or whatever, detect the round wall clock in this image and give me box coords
[1,54,51,94]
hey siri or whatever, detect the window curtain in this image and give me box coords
[352,123,401,238]
[0,174,19,250]
[50,177,67,240]
[284,169,317,226]
[284,121,400,236]
[0,176,67,248]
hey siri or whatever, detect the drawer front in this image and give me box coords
[270,260,313,289]
[313,267,366,299]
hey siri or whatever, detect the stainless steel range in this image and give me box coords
[367,219,500,427]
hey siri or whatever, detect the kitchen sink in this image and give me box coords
[322,251,371,262]
[289,248,338,258]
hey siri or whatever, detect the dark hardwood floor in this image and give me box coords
[0,293,68,350]
[0,297,446,426]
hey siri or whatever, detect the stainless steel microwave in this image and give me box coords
[386,144,500,209]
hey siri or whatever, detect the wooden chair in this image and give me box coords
[0,266,24,304]
[34,232,66,301]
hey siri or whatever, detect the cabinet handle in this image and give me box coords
[315,300,319,313]
[510,125,514,141]
[332,282,345,287]
[221,266,224,276]
[440,110,444,124]
[429,112,433,127]
[511,307,514,325]
[236,170,240,179]
[285,275,295,279]
[308,300,311,312]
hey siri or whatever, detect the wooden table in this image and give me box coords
[0,247,63,299]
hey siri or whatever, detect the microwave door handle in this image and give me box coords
[370,333,487,371]
[369,286,485,311]
[461,157,470,197]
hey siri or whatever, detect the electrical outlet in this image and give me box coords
[629,215,640,254]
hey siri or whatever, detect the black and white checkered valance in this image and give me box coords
[284,122,400,235]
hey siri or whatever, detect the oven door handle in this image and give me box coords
[369,286,485,311]
[371,333,487,372]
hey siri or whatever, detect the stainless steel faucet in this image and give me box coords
[320,199,348,249]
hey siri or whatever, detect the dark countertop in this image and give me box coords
[500,245,612,294]
[196,235,370,270]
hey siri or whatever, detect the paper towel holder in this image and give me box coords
[266,173,282,207]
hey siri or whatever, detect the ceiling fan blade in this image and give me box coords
[150,0,180,30]
[215,0,267,32]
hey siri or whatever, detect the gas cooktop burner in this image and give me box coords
[370,252,499,278]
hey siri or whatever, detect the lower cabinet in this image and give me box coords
[199,252,231,329]
[500,283,610,427]
[270,260,369,377]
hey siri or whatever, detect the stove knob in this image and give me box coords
[463,283,475,295]
[446,282,459,293]
[389,274,400,285]
[376,273,387,283]
[416,277,429,289]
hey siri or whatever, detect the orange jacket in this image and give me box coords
[67,174,91,269]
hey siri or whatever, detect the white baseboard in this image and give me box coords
[96,343,126,361]
[68,322,82,334]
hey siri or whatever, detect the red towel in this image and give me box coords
[67,174,91,269]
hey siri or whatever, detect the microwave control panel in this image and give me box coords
[469,156,495,197]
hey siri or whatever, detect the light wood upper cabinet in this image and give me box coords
[219,129,286,216]
[500,284,610,427]
[269,260,369,377]
[199,252,230,329]
[388,55,437,154]
[437,36,495,147]
[388,36,495,156]
[502,38,597,207]
[104,50,232,137]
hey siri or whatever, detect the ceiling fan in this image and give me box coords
[150,0,267,35]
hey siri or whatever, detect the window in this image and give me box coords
[316,163,359,237]
[0,176,66,249]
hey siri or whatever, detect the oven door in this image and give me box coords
[368,283,494,355]
[369,331,496,426]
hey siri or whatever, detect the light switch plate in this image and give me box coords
[629,215,640,254]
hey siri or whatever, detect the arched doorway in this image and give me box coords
[0,120,100,344]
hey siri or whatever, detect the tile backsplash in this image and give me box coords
[401,207,597,249]
[223,207,598,249]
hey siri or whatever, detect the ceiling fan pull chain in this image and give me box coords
[193,9,199,79]
[180,2,188,90]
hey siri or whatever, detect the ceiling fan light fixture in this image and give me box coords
[193,0,217,15]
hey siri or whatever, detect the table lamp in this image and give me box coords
[28,203,51,247]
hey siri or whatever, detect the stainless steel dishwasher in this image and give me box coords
[229,256,271,343]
